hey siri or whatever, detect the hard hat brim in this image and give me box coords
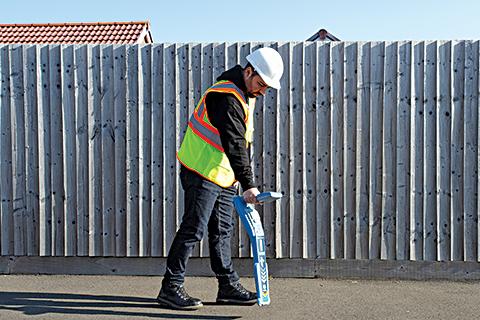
[256,70,281,90]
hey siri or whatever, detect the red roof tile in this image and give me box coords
[0,21,153,44]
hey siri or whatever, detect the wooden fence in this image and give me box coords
[0,41,479,263]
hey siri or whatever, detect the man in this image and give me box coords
[156,47,284,310]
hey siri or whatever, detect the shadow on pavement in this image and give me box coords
[0,291,240,319]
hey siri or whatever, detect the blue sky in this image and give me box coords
[1,0,479,42]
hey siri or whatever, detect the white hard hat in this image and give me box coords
[246,47,284,89]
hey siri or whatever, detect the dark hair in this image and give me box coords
[244,62,258,76]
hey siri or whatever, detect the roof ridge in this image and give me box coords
[0,21,150,28]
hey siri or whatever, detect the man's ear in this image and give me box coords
[244,66,254,78]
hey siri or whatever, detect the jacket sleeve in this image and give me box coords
[205,92,256,190]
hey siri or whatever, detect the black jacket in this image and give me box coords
[203,65,256,190]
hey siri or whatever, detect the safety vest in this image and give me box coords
[177,80,255,187]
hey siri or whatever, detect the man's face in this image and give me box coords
[244,67,269,98]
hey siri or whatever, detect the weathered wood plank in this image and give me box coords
[303,41,317,258]
[261,42,279,257]
[369,42,384,259]
[226,43,240,258]
[289,42,305,258]
[10,45,27,256]
[382,42,397,260]
[463,41,479,261]
[424,41,438,261]
[0,45,14,256]
[113,45,127,257]
[355,42,370,259]
[151,44,164,257]
[139,45,152,257]
[38,45,52,256]
[101,45,115,257]
[276,42,292,258]
[49,45,65,256]
[126,45,139,257]
[411,41,425,261]
[88,45,103,257]
[316,42,331,259]
[188,43,201,258]
[331,42,344,259]
[164,44,178,254]
[396,41,412,260]
[451,41,465,262]
[62,45,77,257]
[344,42,357,259]
[176,44,188,255]
[24,45,40,256]
[2,256,480,281]
[437,41,452,261]
[74,45,89,257]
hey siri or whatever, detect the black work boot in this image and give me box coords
[216,281,257,305]
[156,283,203,310]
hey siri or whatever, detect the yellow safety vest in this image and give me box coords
[177,80,255,187]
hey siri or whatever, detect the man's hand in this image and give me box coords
[243,187,260,204]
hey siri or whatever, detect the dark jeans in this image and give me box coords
[162,166,240,286]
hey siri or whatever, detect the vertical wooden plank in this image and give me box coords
[164,43,179,254]
[101,45,115,256]
[185,43,199,258]
[25,45,40,256]
[316,42,331,259]
[226,42,240,258]
[38,45,52,256]
[424,41,438,261]
[451,41,465,261]
[250,42,266,257]
[49,45,65,256]
[271,42,284,259]
[382,42,397,260]
[331,41,344,259]
[277,42,291,258]
[355,42,370,259]
[88,45,103,256]
[263,42,281,258]
[202,42,225,258]
[464,40,478,261]
[344,42,357,259]
[11,45,27,256]
[186,43,201,258]
[176,44,188,254]
[62,45,77,256]
[196,43,213,257]
[0,45,14,255]
[397,41,412,260]
[438,41,452,261]
[238,43,252,257]
[369,42,384,259]
[74,45,89,256]
[113,45,127,256]
[290,42,305,258]
[126,44,139,257]
[151,43,164,257]
[303,41,317,258]
[139,44,152,257]
[411,41,425,260]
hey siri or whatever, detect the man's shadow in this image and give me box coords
[0,291,240,319]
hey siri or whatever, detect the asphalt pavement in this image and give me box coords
[0,275,479,319]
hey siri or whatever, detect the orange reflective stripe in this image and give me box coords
[187,80,249,152]
[188,122,224,152]
[190,111,223,148]
[193,105,220,135]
